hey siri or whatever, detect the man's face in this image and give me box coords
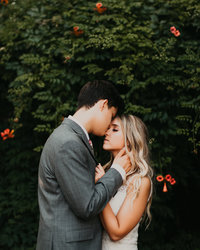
[93,104,117,136]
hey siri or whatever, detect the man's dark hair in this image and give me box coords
[77,80,124,114]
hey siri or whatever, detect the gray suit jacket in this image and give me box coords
[36,118,122,250]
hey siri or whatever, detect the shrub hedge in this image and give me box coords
[0,0,199,249]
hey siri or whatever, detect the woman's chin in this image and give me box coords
[103,144,111,151]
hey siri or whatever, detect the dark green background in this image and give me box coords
[0,0,199,249]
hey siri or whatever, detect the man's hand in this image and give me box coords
[113,148,131,173]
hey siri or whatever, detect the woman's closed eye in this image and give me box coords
[110,123,120,133]
[112,129,118,132]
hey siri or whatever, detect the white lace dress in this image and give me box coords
[102,182,139,250]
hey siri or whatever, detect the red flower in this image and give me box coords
[1,0,8,5]
[97,7,107,13]
[96,2,102,8]
[170,26,181,37]
[170,178,176,185]
[73,26,84,37]
[73,26,79,32]
[1,129,14,140]
[156,175,164,182]
[94,2,107,14]
[170,26,176,34]
[157,174,176,192]
[174,30,180,37]
[165,174,172,182]
[163,182,168,192]
[64,56,71,63]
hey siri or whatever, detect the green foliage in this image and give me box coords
[0,121,39,249]
[0,0,200,249]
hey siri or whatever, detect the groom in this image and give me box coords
[36,80,131,250]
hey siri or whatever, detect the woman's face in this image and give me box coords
[103,117,125,156]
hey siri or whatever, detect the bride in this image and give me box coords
[95,114,153,250]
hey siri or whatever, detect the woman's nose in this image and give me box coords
[105,127,111,136]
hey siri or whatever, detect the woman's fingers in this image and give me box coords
[115,147,126,159]
[95,164,105,183]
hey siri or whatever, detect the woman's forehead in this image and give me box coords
[111,117,121,126]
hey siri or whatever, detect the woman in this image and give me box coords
[95,114,153,250]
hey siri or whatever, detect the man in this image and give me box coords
[36,80,131,250]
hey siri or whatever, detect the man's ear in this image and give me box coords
[99,99,108,111]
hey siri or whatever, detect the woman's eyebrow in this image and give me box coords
[111,123,119,128]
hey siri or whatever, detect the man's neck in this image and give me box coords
[73,108,93,134]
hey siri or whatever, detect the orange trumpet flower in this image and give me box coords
[170,26,181,37]
[96,2,102,8]
[72,26,84,37]
[170,178,176,185]
[174,30,180,37]
[156,174,176,192]
[1,0,8,5]
[156,175,164,182]
[94,2,107,14]
[163,182,168,192]
[165,174,172,182]
[1,128,14,140]
[64,55,71,63]
[170,26,176,34]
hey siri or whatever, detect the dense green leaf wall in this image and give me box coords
[0,0,199,249]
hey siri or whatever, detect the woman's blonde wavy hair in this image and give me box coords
[104,114,153,226]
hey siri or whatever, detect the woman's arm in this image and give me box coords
[100,177,151,241]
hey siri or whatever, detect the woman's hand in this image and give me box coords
[95,164,105,183]
[113,148,131,174]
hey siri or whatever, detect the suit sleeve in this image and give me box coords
[55,140,122,220]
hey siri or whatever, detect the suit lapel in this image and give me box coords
[80,135,98,165]
[62,118,98,165]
